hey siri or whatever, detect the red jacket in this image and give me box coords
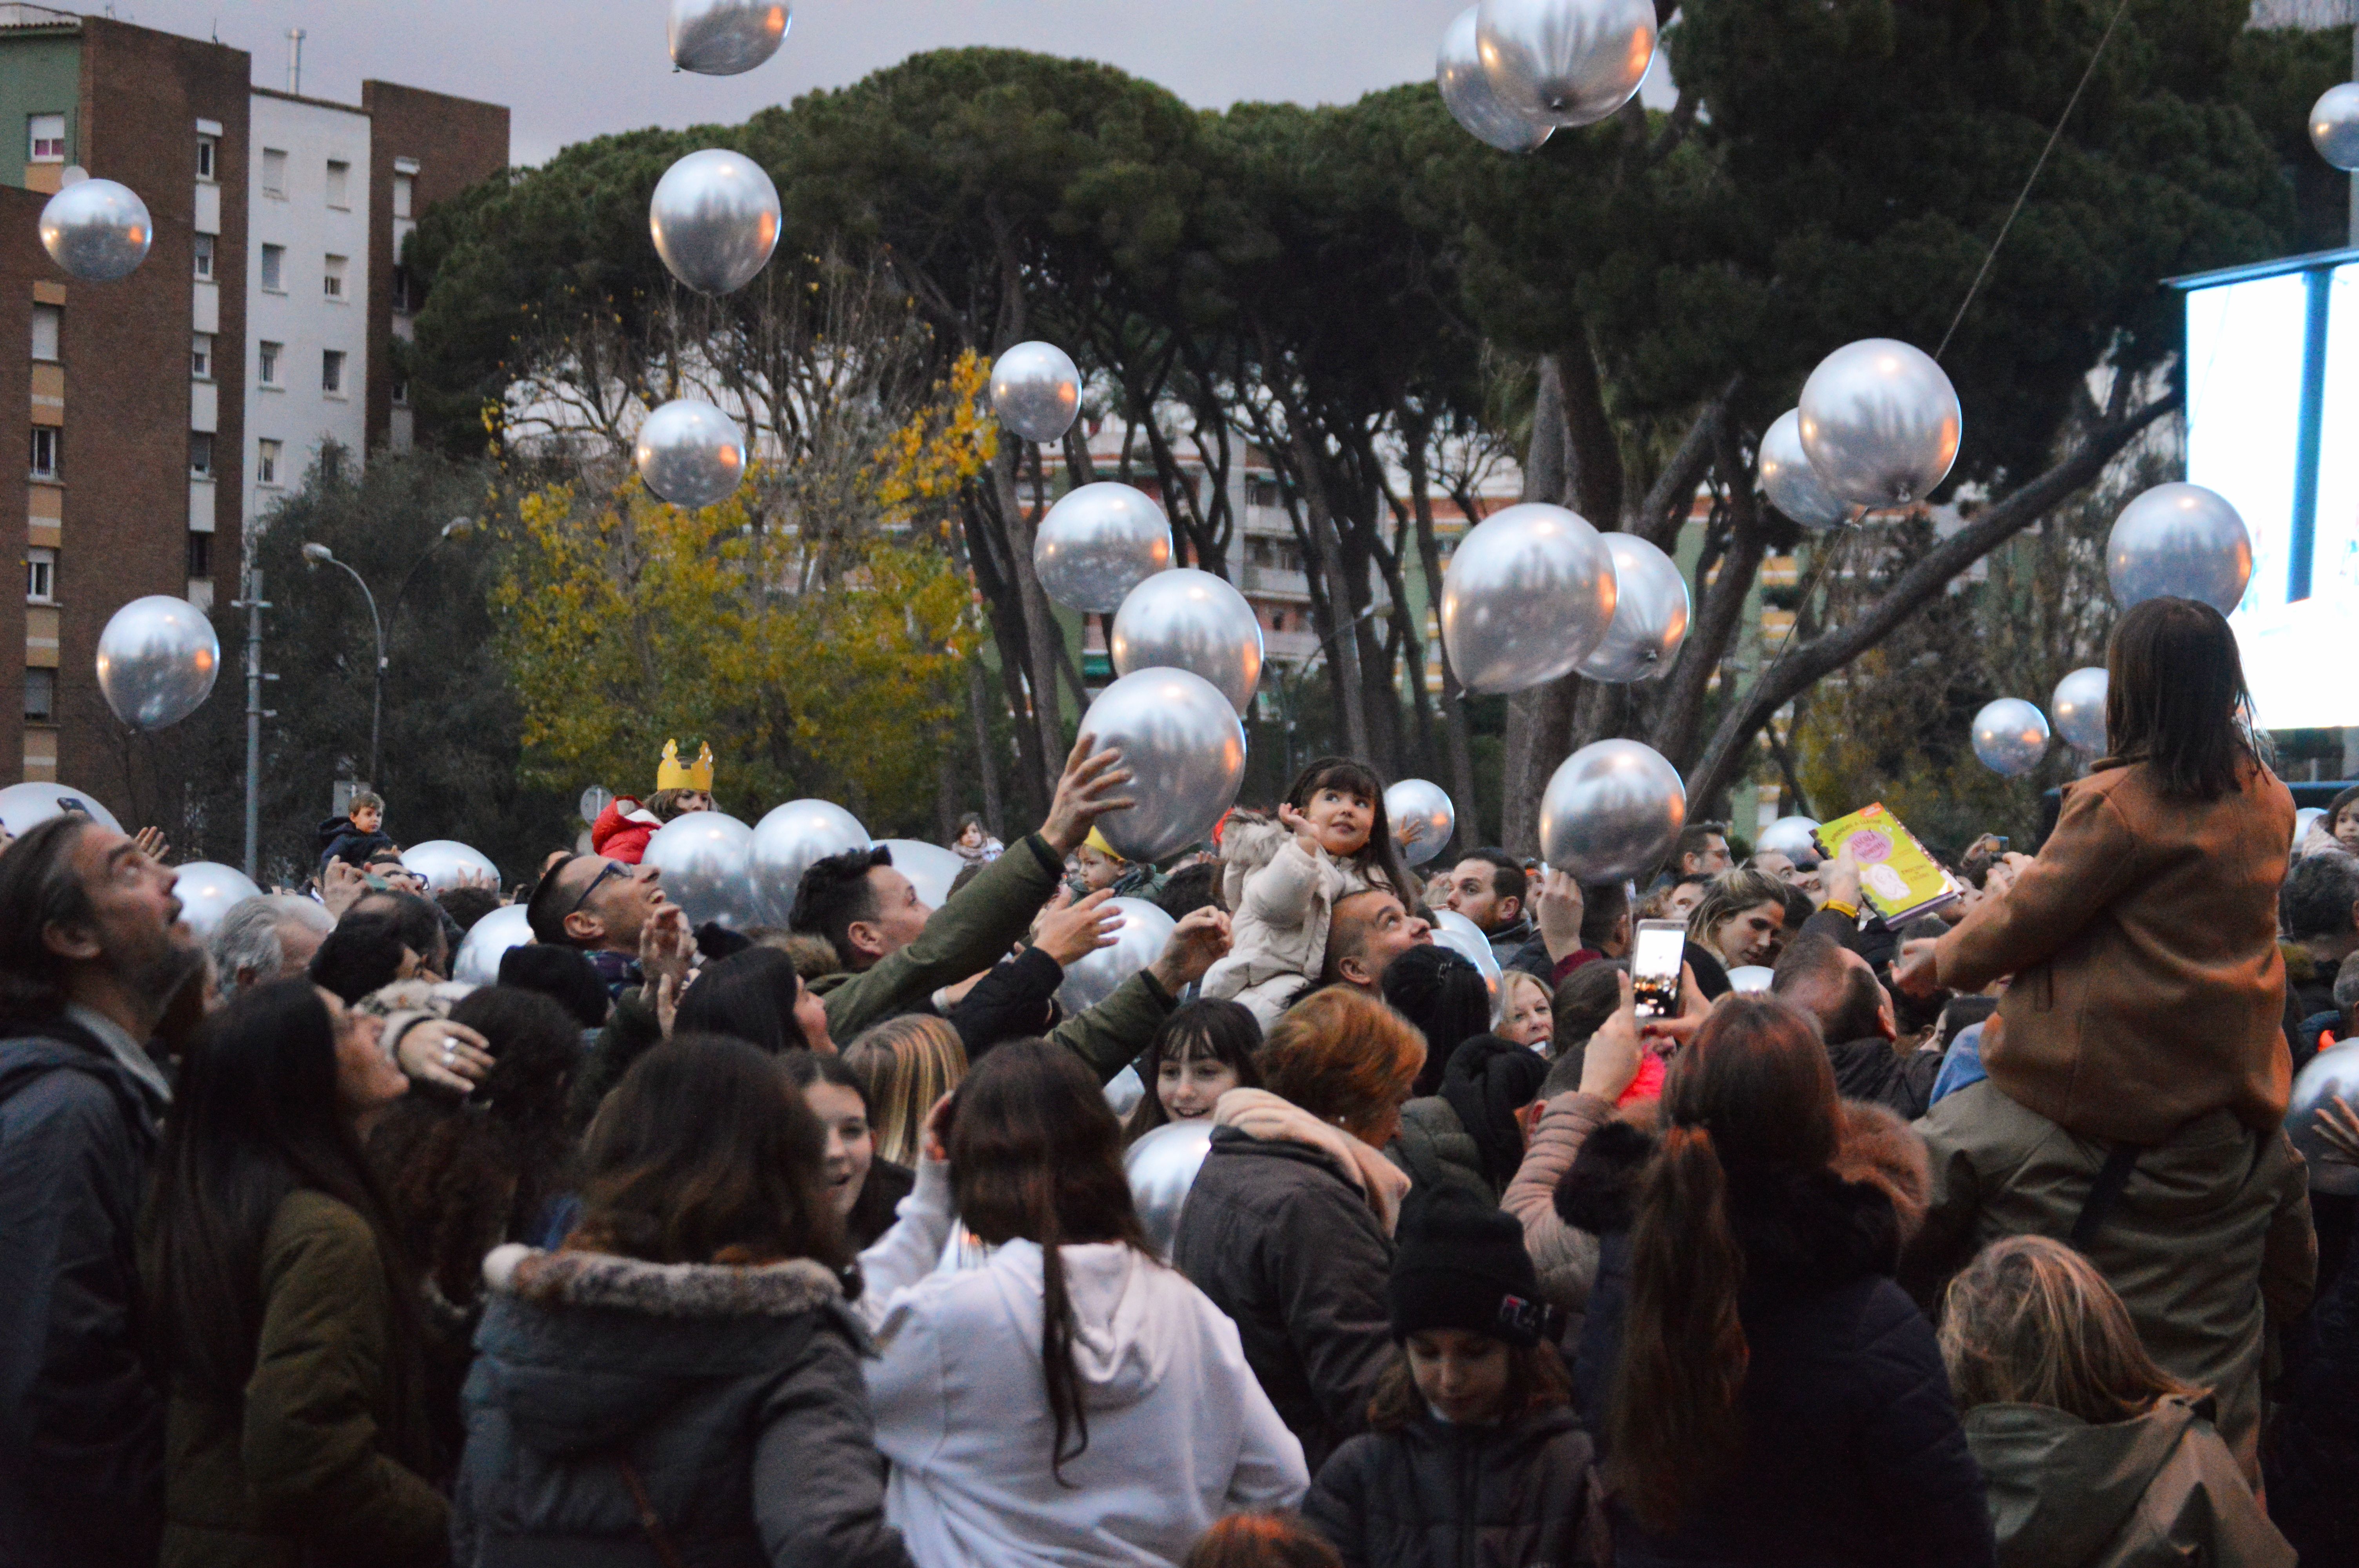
[591,797,662,864]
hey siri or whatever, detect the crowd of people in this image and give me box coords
[0,593,2349,1566]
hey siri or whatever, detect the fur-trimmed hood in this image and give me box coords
[483,1243,844,1317]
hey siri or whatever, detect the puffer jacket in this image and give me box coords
[451,1244,910,1568]
[587,797,660,865]
[1502,1090,1612,1317]
[1386,1097,1488,1204]
[1201,814,1389,1023]
[1564,1108,1994,1567]
[1303,1406,1595,1568]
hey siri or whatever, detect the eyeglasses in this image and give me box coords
[563,859,630,923]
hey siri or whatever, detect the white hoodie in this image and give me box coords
[858,1161,1309,1567]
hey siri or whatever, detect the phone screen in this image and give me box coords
[1631,920,1685,1020]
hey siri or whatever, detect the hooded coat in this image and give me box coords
[1305,1405,1595,1568]
[587,797,661,866]
[451,1244,911,1568]
[1201,814,1389,1024]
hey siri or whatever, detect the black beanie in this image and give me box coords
[498,943,610,1030]
[1386,1187,1549,1347]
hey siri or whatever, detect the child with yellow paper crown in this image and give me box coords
[591,740,715,864]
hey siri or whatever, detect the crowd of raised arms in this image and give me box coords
[9,593,2359,1568]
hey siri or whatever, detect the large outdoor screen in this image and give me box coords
[2183,256,2359,730]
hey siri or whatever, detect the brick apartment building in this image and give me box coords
[0,5,505,806]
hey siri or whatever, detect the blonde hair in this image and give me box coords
[1685,868,1789,961]
[1939,1235,2194,1424]
[843,1014,968,1166]
[1497,968,1550,1030]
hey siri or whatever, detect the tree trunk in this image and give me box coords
[1410,459,1485,844]
[1289,422,1373,762]
[990,454,1067,807]
[1648,424,1767,775]
[1499,354,1577,856]
[965,657,1006,835]
[1557,319,1625,528]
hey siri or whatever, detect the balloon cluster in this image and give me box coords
[1432,0,1656,152]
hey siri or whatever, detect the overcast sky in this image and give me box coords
[101,0,1672,165]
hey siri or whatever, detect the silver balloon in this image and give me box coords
[454,904,535,987]
[2289,1041,2359,1197]
[877,838,965,911]
[1441,503,1618,695]
[39,177,151,281]
[1727,965,1774,994]
[648,149,780,296]
[1125,1117,1214,1260]
[1103,1064,1146,1119]
[2297,807,2328,852]
[635,398,747,509]
[0,780,124,835]
[95,595,219,730]
[989,341,1083,444]
[643,811,759,929]
[1972,697,2051,779]
[400,839,499,894]
[1057,896,1174,1014]
[1797,339,1962,508]
[1578,533,1689,683]
[1438,6,1551,153]
[749,799,871,924]
[1386,778,1457,868]
[1758,408,1849,530]
[1475,0,1657,129]
[1109,568,1264,715]
[1035,482,1174,613]
[1538,739,1687,881]
[2049,666,2109,754]
[1078,668,1248,863]
[1428,915,1502,1002]
[2106,482,2252,615]
[2312,83,2359,173]
[668,0,790,74]
[1756,815,1822,863]
[173,861,261,941]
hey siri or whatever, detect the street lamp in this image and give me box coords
[302,518,476,790]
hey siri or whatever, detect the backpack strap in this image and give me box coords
[2069,1142,2146,1250]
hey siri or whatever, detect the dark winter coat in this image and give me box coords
[1483,918,1556,984]
[844,1158,915,1251]
[1304,1406,1595,1568]
[1173,1127,1395,1472]
[1826,1035,1944,1121]
[316,815,397,871]
[0,1015,167,1568]
[1564,1114,1995,1568]
[947,946,1063,1060]
[452,1243,911,1568]
[1387,1097,1490,1204]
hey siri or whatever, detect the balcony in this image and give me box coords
[1239,563,1310,599]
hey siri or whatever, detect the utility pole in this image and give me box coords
[2349,14,2357,247]
[236,566,271,882]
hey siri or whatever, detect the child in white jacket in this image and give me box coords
[855,1041,1309,1568]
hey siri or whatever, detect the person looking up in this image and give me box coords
[1674,822,1733,878]
[1319,889,1433,997]
[208,893,335,1003]
[1772,931,1941,1119]
[1683,868,1791,996]
[1440,849,1553,981]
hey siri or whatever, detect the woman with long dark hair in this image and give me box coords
[1563,993,1992,1565]
[144,978,448,1566]
[858,1040,1307,1566]
[673,943,834,1054]
[784,1048,915,1249]
[450,1035,911,1567]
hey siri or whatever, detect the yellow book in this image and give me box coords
[1812,803,1961,925]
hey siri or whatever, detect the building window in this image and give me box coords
[28,113,63,163]
[186,531,211,579]
[323,254,346,299]
[31,303,59,361]
[196,133,216,181]
[325,159,349,209]
[191,332,213,380]
[190,432,213,478]
[262,147,287,198]
[393,171,414,219]
[260,244,284,292]
[391,378,409,407]
[26,547,54,603]
[257,438,281,486]
[390,264,417,314]
[258,341,281,385]
[193,233,214,279]
[25,667,54,722]
[30,426,57,479]
[322,349,345,395]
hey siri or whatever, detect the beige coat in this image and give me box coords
[1201,815,1387,1023]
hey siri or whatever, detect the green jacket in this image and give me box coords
[1047,969,1178,1086]
[157,1190,446,1568]
[1384,1096,1494,1203]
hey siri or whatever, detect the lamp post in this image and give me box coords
[301,518,474,791]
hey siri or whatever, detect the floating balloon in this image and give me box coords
[1972,698,2051,779]
[877,838,965,911]
[1428,914,1503,1002]
[1057,896,1174,1013]
[2048,666,2108,754]
[39,176,150,281]
[1125,1116,1214,1260]
[1078,668,1248,864]
[1727,965,1774,994]
[1538,739,1687,881]
[95,595,219,730]
[1035,482,1173,613]
[1757,409,1849,530]
[1797,339,1962,508]
[172,861,261,941]
[749,799,870,924]
[2290,1041,2359,1196]
[454,904,535,987]
[1438,6,1551,153]
[1103,1064,1146,1119]
[1441,503,1618,695]
[0,780,123,835]
[648,149,780,296]
[1109,568,1264,715]
[400,840,500,894]
[2312,83,2359,172]
[1386,779,1457,868]
[635,398,746,509]
[1475,0,1657,129]
[989,341,1083,444]
[645,811,759,929]
[1755,815,1821,863]
[667,0,790,74]
[2105,483,2252,615]
[1578,533,1689,683]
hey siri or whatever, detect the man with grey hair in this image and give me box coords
[207,894,335,1002]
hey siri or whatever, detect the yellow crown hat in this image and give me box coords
[656,739,715,793]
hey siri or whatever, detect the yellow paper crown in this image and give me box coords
[1083,826,1127,863]
[656,739,714,793]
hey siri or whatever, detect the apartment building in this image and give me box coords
[0,6,505,797]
